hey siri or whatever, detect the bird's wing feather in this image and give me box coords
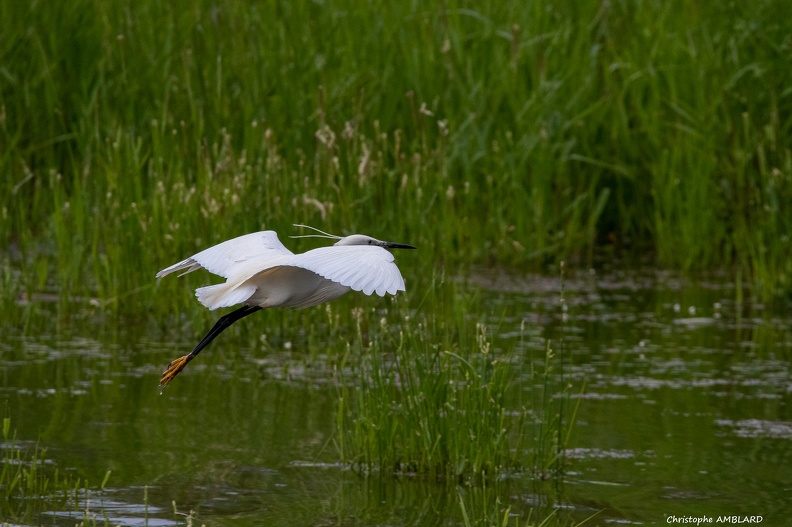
[289,245,406,296]
[156,231,293,279]
[194,282,258,310]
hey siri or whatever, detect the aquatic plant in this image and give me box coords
[0,417,73,521]
[458,485,552,527]
[1,0,790,323]
[0,417,119,524]
[335,275,577,482]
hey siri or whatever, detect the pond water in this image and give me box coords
[2,268,790,525]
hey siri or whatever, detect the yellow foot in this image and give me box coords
[160,355,191,386]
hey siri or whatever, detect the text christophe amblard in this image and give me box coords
[666,516,762,525]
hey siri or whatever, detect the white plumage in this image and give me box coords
[156,230,408,310]
[156,226,415,386]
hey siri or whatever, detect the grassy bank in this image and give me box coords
[1,0,791,313]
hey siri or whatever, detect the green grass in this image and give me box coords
[1,417,96,522]
[1,2,788,522]
[1,0,791,320]
[0,1,789,518]
[334,275,577,482]
[457,486,551,527]
[455,477,595,527]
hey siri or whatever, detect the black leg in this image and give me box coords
[186,304,262,361]
[160,304,262,386]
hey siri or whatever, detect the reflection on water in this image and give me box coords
[715,419,792,439]
[2,268,791,525]
[46,488,182,527]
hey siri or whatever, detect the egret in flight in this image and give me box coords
[156,225,415,386]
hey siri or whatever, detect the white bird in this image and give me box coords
[156,225,415,386]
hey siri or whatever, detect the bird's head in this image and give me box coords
[334,234,416,250]
[291,224,415,250]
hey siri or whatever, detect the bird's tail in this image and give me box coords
[195,282,257,310]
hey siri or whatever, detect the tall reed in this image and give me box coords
[2,0,790,319]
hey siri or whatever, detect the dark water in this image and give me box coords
[2,268,790,525]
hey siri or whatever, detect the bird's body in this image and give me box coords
[157,226,414,386]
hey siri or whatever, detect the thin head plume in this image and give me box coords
[290,224,343,241]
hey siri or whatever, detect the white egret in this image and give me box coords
[156,224,415,386]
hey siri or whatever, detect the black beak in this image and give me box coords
[381,241,417,250]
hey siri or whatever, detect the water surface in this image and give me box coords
[2,268,790,525]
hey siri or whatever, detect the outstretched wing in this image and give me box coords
[290,245,406,296]
[156,231,293,279]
